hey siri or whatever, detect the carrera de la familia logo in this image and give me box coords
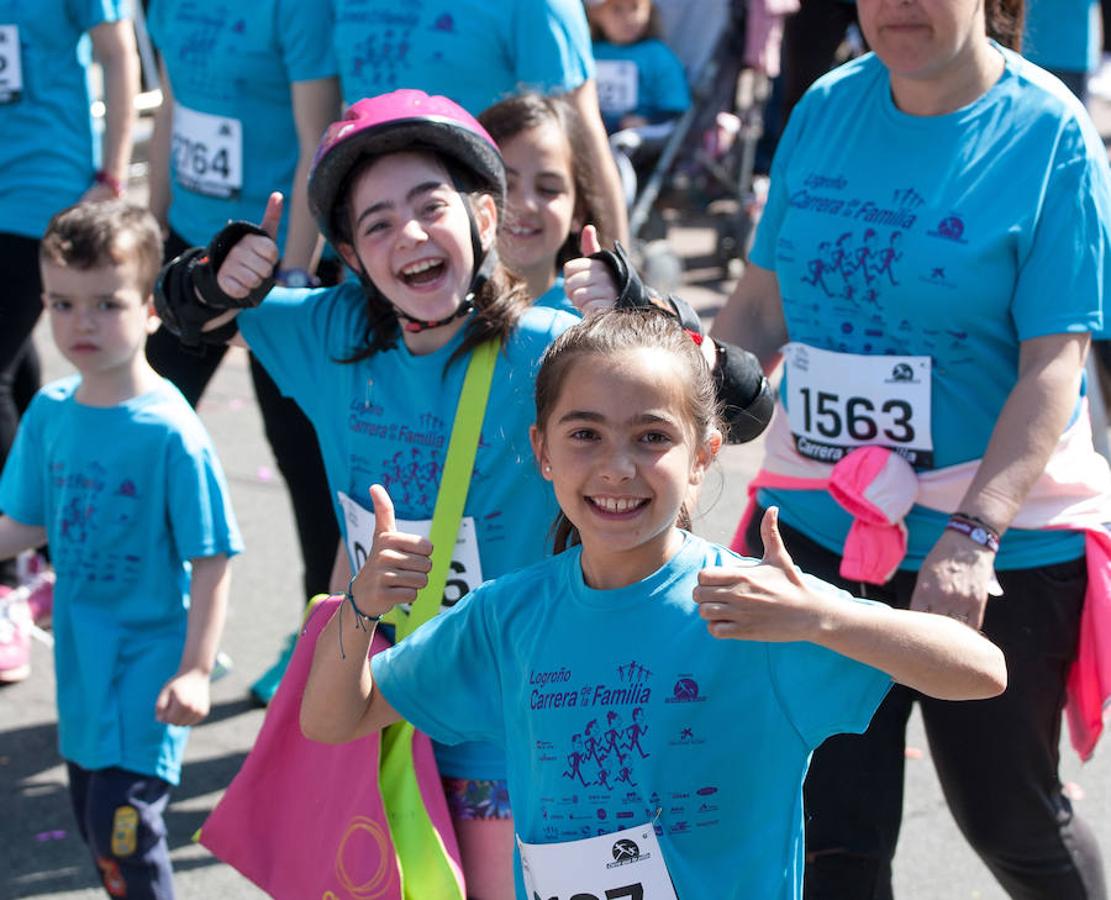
[886,362,918,383]
[927,214,968,244]
[665,676,706,704]
[606,837,651,869]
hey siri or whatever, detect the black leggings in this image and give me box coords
[0,232,47,585]
[744,508,1106,900]
[146,231,339,603]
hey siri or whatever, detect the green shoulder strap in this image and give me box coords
[388,338,499,641]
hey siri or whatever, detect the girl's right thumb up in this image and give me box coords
[579,224,602,257]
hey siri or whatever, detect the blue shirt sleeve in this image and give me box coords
[766,578,892,748]
[512,0,594,94]
[278,0,338,83]
[238,285,354,421]
[68,0,129,31]
[165,424,244,561]
[371,587,505,747]
[0,397,46,528]
[1010,122,1108,340]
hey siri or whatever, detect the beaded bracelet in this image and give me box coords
[945,513,1001,553]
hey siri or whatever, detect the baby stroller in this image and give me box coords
[623,0,771,289]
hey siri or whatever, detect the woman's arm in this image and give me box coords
[280,77,341,273]
[300,486,424,743]
[909,331,1090,628]
[147,58,175,231]
[709,262,788,375]
[565,79,630,245]
[84,19,140,202]
[0,515,47,562]
[695,508,1008,700]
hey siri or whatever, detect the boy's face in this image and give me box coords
[42,257,154,379]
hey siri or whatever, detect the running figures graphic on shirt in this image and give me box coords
[783,176,973,369]
[533,661,655,792]
[795,184,923,305]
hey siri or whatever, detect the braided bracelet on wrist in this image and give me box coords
[344,573,382,629]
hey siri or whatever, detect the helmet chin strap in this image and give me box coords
[352,192,498,335]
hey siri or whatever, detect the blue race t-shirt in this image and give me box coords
[373,531,892,900]
[0,377,243,783]
[1023,0,1099,74]
[593,38,690,132]
[239,285,578,777]
[332,0,593,113]
[750,47,1107,570]
[0,0,127,238]
[534,275,578,315]
[147,0,336,247]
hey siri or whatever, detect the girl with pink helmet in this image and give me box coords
[155,88,771,895]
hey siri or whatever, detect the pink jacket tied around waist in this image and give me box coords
[732,404,1111,760]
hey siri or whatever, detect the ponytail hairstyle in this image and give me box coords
[985,0,1024,51]
[332,151,531,370]
[479,92,612,269]
[533,309,721,554]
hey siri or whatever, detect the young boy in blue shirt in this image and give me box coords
[0,201,243,899]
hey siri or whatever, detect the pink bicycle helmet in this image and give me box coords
[308,89,505,247]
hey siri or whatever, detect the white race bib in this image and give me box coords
[171,103,243,198]
[782,342,934,467]
[0,26,23,104]
[518,823,677,900]
[595,59,639,118]
[337,491,483,611]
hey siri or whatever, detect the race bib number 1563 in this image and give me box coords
[783,343,934,468]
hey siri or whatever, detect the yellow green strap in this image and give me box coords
[389,339,499,642]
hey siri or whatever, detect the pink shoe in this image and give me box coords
[0,586,32,684]
[23,572,54,628]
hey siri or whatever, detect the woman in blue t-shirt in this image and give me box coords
[143,0,343,704]
[712,0,1109,896]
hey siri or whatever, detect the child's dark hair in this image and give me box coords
[478,92,611,267]
[331,150,531,368]
[588,0,663,41]
[534,309,720,553]
[40,201,163,297]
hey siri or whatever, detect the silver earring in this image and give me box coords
[543,464,552,473]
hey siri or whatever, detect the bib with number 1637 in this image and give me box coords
[782,342,934,468]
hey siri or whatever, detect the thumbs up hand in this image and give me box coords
[693,507,832,643]
[562,225,620,315]
[348,484,434,618]
[215,192,284,301]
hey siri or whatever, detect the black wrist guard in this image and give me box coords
[191,220,278,310]
[590,240,703,334]
[712,340,775,444]
[153,247,242,350]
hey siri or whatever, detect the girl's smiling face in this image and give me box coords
[500,122,579,296]
[531,347,718,590]
[339,151,496,351]
[592,0,653,45]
